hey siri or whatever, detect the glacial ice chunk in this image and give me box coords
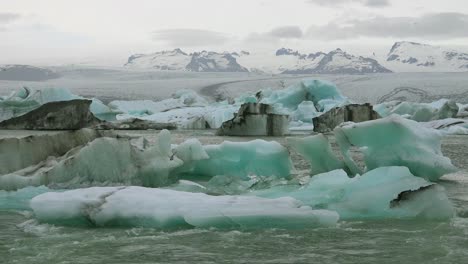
[255,167,454,220]
[174,138,209,162]
[116,104,238,129]
[287,134,346,175]
[334,115,457,180]
[0,87,117,121]
[375,99,459,122]
[291,101,319,122]
[181,140,294,180]
[423,118,468,135]
[259,79,348,112]
[30,187,339,229]
[0,130,183,190]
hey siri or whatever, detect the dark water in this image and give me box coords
[1,134,467,264]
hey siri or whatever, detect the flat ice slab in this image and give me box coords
[31,186,339,229]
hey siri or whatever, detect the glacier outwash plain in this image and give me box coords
[1,70,468,263]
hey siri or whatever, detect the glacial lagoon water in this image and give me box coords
[1,132,467,264]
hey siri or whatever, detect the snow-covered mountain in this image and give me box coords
[282,48,391,74]
[186,51,248,72]
[237,48,391,74]
[125,48,190,71]
[125,49,247,72]
[385,41,468,72]
[129,44,468,74]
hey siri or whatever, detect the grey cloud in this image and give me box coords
[307,0,389,8]
[306,12,468,40]
[0,12,20,30]
[269,26,303,39]
[0,12,20,23]
[152,29,229,47]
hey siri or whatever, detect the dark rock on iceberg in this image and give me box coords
[312,103,380,133]
[0,99,100,130]
[217,103,289,136]
[96,118,177,130]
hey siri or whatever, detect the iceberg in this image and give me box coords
[259,79,348,112]
[291,101,319,122]
[254,167,454,220]
[217,103,289,136]
[109,89,208,116]
[374,99,459,122]
[183,139,294,180]
[0,129,101,175]
[423,118,468,135]
[30,186,339,229]
[0,130,183,190]
[0,87,117,122]
[117,104,239,129]
[334,115,457,180]
[287,134,346,176]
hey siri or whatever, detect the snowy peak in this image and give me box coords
[186,51,248,72]
[284,48,392,74]
[275,48,307,59]
[125,49,191,70]
[125,49,248,72]
[386,41,468,72]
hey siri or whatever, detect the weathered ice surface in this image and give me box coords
[374,99,460,122]
[0,129,102,175]
[96,118,177,130]
[0,130,183,191]
[0,99,100,130]
[334,115,457,180]
[287,134,347,175]
[177,139,294,180]
[217,103,289,136]
[254,167,454,220]
[0,87,116,122]
[30,186,338,229]
[259,79,349,112]
[312,103,380,133]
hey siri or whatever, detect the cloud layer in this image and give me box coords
[152,29,229,47]
[307,0,390,8]
[0,12,20,30]
[269,26,303,39]
[306,12,468,39]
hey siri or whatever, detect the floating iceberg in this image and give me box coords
[217,103,289,136]
[117,104,239,129]
[109,89,208,116]
[291,101,319,122]
[0,87,116,122]
[255,167,454,220]
[374,99,459,122]
[178,139,294,180]
[334,115,457,180]
[30,186,339,229]
[287,134,346,176]
[423,118,468,135]
[259,79,348,112]
[0,130,183,190]
[0,129,101,175]
[110,89,240,129]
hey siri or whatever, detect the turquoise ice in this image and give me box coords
[334,115,457,180]
[254,166,454,220]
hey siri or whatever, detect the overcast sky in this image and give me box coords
[1,0,468,65]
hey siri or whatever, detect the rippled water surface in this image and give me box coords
[1,133,467,264]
